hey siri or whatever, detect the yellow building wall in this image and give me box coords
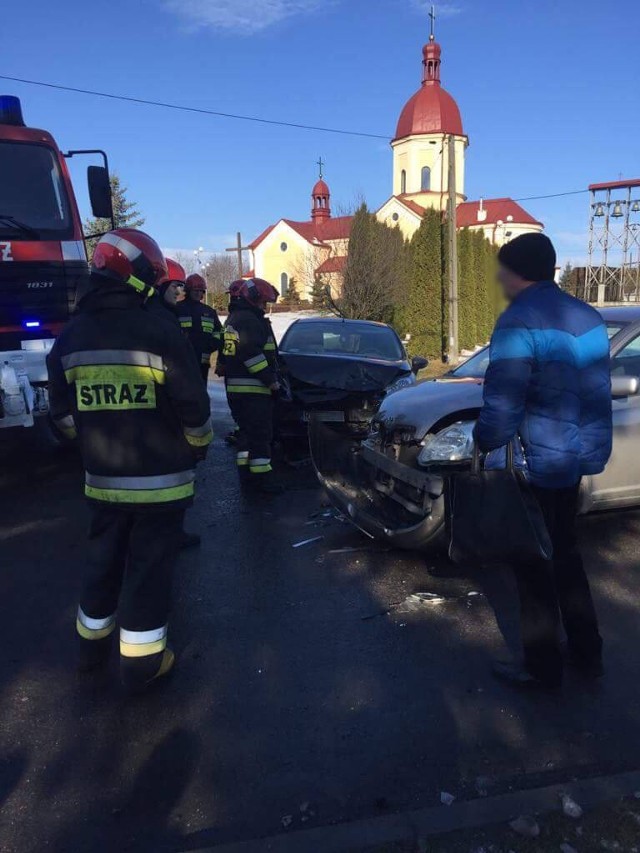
[392,133,466,209]
[253,221,329,301]
[467,220,543,246]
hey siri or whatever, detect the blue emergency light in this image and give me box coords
[24,321,41,329]
[0,96,25,127]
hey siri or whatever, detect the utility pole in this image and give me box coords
[225,231,250,280]
[447,134,459,364]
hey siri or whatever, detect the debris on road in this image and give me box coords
[281,815,293,828]
[292,536,324,548]
[440,790,456,806]
[561,793,584,819]
[509,815,541,838]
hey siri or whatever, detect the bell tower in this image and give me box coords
[392,7,467,210]
[311,157,331,224]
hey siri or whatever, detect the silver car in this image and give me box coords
[312,306,640,551]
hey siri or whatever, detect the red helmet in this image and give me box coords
[185,273,207,293]
[165,258,187,284]
[239,277,279,306]
[92,229,168,292]
[226,280,245,299]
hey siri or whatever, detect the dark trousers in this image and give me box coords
[228,393,274,475]
[79,505,184,686]
[200,363,210,384]
[513,482,602,685]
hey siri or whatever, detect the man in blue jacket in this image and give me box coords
[475,233,612,689]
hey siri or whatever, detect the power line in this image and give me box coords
[1,73,593,203]
[0,74,390,140]
[514,189,588,201]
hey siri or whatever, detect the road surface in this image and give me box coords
[1,379,640,852]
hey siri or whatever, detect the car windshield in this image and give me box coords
[450,320,626,380]
[0,141,72,239]
[282,321,404,361]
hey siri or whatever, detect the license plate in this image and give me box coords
[303,410,345,423]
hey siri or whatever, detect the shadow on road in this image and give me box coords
[2,412,640,852]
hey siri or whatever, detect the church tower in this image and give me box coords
[392,15,467,210]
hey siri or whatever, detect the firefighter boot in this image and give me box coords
[251,471,285,495]
[121,648,176,694]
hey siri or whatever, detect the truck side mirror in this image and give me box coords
[611,375,640,398]
[411,355,429,375]
[87,166,114,222]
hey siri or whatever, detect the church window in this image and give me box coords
[400,170,407,194]
[421,166,431,192]
[280,272,289,295]
[280,242,288,252]
[392,213,399,222]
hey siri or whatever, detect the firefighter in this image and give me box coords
[47,229,212,693]
[179,273,223,383]
[223,278,280,492]
[147,256,203,551]
[143,256,185,325]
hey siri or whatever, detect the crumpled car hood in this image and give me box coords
[280,352,411,393]
[374,377,484,439]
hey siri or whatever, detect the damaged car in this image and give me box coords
[311,306,640,551]
[276,317,427,442]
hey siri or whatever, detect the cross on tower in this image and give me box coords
[317,156,325,179]
[429,4,436,41]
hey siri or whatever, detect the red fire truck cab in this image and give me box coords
[0,95,113,430]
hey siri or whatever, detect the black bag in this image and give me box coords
[448,442,553,565]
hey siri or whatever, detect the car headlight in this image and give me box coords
[417,421,475,467]
[385,375,415,396]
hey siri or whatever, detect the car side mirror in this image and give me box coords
[611,375,640,398]
[87,166,114,222]
[411,355,429,375]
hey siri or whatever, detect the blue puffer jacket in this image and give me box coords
[475,281,612,488]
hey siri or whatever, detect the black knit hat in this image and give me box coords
[498,233,557,282]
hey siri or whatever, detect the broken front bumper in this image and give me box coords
[309,420,446,550]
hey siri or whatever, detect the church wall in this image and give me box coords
[466,220,544,246]
[253,221,328,301]
[392,133,466,207]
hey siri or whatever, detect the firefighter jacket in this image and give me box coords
[178,299,223,367]
[47,282,213,510]
[223,303,278,395]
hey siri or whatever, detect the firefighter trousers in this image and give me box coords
[76,505,184,689]
[229,393,274,475]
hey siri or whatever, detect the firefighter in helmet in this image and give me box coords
[179,273,223,383]
[223,278,280,492]
[145,256,204,550]
[47,229,212,693]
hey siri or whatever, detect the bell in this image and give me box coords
[631,201,640,213]
[611,201,624,218]
[594,203,605,217]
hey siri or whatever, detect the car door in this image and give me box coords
[590,325,640,507]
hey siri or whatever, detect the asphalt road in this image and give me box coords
[2,379,640,852]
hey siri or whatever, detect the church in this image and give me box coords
[247,25,543,301]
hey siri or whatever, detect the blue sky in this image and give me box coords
[2,0,639,265]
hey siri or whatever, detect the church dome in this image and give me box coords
[394,39,464,141]
[312,178,330,197]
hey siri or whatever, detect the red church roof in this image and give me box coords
[316,255,347,274]
[456,198,543,228]
[249,215,353,250]
[394,39,464,140]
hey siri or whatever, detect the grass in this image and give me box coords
[358,796,640,852]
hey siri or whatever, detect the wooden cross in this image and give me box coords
[225,231,250,280]
[317,156,325,179]
[429,4,436,41]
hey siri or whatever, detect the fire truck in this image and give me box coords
[0,95,113,431]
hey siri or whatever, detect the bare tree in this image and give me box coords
[173,251,198,275]
[203,253,237,311]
